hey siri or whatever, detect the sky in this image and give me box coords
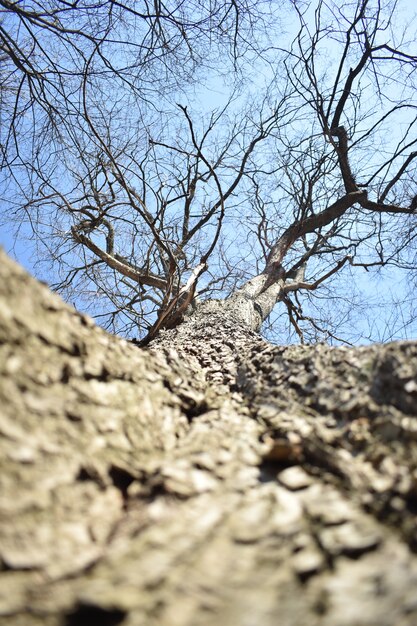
[1,0,417,344]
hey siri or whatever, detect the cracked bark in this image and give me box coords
[1,248,417,626]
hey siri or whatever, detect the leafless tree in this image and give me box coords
[1,0,417,344]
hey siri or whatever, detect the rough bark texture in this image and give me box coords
[1,248,417,626]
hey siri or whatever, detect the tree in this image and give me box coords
[2,2,417,622]
[1,0,417,343]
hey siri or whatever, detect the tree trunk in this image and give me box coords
[1,248,417,626]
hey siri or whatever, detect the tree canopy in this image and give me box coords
[1,0,417,344]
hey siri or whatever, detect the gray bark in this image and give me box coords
[1,248,417,626]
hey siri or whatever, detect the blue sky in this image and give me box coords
[1,0,417,344]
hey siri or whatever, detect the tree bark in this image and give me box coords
[1,248,417,626]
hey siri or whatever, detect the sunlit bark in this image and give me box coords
[2,250,417,626]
